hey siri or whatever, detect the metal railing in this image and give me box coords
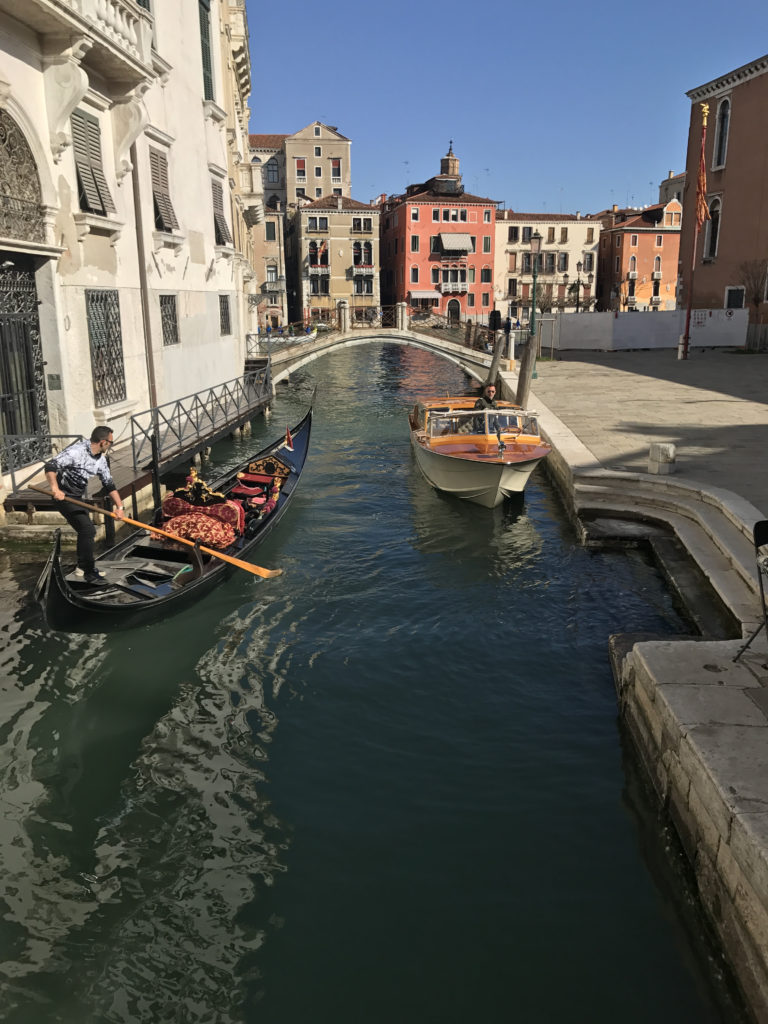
[1,433,81,492]
[129,369,270,469]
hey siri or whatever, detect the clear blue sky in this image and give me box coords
[244,0,768,215]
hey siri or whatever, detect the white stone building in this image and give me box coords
[0,0,259,467]
[494,211,601,321]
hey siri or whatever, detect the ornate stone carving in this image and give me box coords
[111,80,151,181]
[42,36,93,162]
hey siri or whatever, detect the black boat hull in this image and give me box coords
[35,408,311,632]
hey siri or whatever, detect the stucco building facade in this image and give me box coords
[0,0,258,465]
[595,202,682,312]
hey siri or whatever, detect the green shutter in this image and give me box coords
[199,0,214,101]
[85,115,115,214]
[149,148,179,231]
[71,110,102,213]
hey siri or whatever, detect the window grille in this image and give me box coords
[219,294,231,335]
[71,110,116,216]
[85,289,126,407]
[199,0,214,101]
[150,149,179,232]
[160,294,179,346]
[211,180,232,245]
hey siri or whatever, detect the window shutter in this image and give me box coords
[84,114,116,214]
[149,148,179,231]
[199,0,214,101]
[71,110,104,214]
[211,180,232,245]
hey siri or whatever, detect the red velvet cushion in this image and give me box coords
[165,512,236,549]
[162,494,193,519]
[236,472,273,484]
[203,500,243,532]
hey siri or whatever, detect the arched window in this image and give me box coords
[309,240,318,265]
[353,241,361,265]
[629,255,636,272]
[0,110,45,243]
[654,255,661,273]
[714,99,730,168]
[363,241,372,265]
[265,158,279,184]
[705,198,721,259]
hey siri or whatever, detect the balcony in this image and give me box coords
[651,271,662,280]
[352,264,375,275]
[650,296,662,305]
[308,264,330,274]
[262,278,285,294]
[626,296,637,307]
[3,0,155,86]
[439,281,468,294]
[627,271,638,280]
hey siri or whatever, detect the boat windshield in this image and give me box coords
[427,410,523,438]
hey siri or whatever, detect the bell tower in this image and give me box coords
[441,140,460,177]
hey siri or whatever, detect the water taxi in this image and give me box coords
[408,397,550,508]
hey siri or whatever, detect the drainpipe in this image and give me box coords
[130,141,158,410]
[130,141,160,505]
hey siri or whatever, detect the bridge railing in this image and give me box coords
[129,369,270,469]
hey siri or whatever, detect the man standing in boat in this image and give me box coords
[44,427,126,584]
[474,383,499,410]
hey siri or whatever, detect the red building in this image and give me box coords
[379,146,498,322]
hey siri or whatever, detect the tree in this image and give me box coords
[738,259,768,322]
[537,283,554,314]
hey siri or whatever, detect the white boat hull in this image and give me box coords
[411,436,545,508]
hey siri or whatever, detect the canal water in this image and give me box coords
[0,344,749,1023]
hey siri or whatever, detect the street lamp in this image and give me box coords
[572,260,594,313]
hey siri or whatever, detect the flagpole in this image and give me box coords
[681,102,710,360]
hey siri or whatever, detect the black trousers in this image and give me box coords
[56,500,96,572]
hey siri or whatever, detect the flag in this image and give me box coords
[284,426,294,451]
[695,103,711,231]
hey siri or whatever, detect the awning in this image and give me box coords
[439,232,472,251]
[409,290,441,299]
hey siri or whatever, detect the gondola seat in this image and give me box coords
[164,511,236,549]
[161,494,245,535]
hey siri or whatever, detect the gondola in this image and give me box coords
[34,408,312,632]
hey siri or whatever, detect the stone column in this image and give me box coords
[396,302,407,331]
[339,299,350,333]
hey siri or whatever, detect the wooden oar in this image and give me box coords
[30,486,282,580]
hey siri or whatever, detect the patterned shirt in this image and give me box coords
[44,439,116,499]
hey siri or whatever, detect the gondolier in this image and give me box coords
[44,426,125,584]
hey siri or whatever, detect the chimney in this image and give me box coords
[612,204,618,212]
[576,211,581,220]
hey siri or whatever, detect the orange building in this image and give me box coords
[379,146,498,323]
[595,202,681,312]
[681,54,768,329]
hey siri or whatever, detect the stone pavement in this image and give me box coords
[524,347,768,516]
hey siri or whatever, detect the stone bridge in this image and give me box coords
[262,325,504,387]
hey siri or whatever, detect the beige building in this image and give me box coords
[0,0,258,470]
[494,211,600,320]
[286,196,380,325]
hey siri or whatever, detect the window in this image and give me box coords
[307,216,328,231]
[211,180,232,245]
[332,188,342,196]
[433,209,440,222]
[508,278,517,296]
[560,227,568,243]
[85,289,126,406]
[149,148,179,232]
[480,268,491,283]
[430,235,439,252]
[522,226,532,243]
[586,228,594,243]
[314,166,322,177]
[468,267,475,283]
[442,209,450,221]
[460,210,467,222]
[296,188,305,198]
[714,98,730,168]
[411,235,419,252]
[482,293,489,306]
[508,226,519,243]
[432,268,439,284]
[629,256,636,272]
[705,198,721,259]
[354,277,373,294]
[652,279,660,298]
[219,294,231,335]
[484,210,491,223]
[615,235,621,247]
[522,253,531,273]
[654,256,661,273]
[411,208,419,221]
[630,234,638,246]
[410,266,419,283]
[295,158,306,180]
[315,188,322,197]
[656,235,663,247]
[314,146,321,157]
[310,276,329,294]
[266,264,277,282]
[160,294,179,346]
[615,256,620,272]
[352,217,372,232]
[557,252,568,272]
[508,253,517,271]
[266,159,278,184]
[482,236,491,253]
[331,158,341,181]
[451,209,458,221]
[545,253,555,273]
[583,253,594,272]
[265,221,276,241]
[725,286,744,308]
[467,293,475,307]
[314,126,321,136]
[70,109,116,216]
[199,0,214,101]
